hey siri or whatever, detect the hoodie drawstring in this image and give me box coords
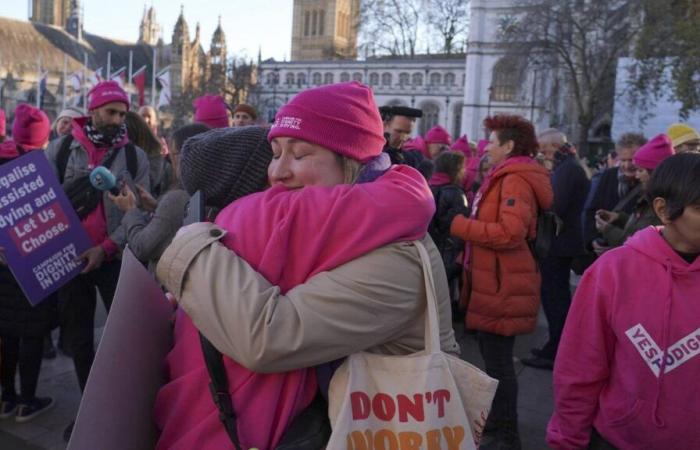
[652,261,675,428]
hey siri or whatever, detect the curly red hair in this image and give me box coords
[483,114,538,157]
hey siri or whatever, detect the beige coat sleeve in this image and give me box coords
[156,223,460,373]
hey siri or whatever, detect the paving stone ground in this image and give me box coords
[0,298,556,449]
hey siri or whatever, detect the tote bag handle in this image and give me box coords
[414,240,442,355]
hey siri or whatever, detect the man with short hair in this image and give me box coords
[232,103,257,127]
[45,80,150,441]
[378,105,423,167]
[667,123,700,153]
[582,132,646,255]
[523,129,590,370]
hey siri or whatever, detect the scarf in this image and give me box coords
[553,143,577,169]
[84,120,127,148]
[429,171,452,187]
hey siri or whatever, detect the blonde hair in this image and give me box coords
[334,153,363,184]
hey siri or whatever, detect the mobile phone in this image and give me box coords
[183,191,205,225]
[119,171,142,208]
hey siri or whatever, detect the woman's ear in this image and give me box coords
[652,197,672,224]
[505,140,515,155]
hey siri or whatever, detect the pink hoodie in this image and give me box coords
[548,226,700,449]
[154,165,435,450]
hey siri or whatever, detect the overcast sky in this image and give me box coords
[0,0,293,61]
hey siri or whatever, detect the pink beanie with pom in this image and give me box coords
[451,135,471,155]
[268,81,385,163]
[12,104,50,149]
[633,134,675,170]
[88,81,130,111]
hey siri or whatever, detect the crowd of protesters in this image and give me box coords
[0,77,698,450]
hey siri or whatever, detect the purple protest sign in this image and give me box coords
[0,150,92,305]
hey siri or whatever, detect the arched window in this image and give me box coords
[286,73,295,85]
[312,10,318,35]
[352,72,363,82]
[266,72,276,85]
[399,72,409,86]
[369,73,379,86]
[430,73,442,86]
[312,72,322,85]
[419,102,440,135]
[340,72,350,82]
[381,72,392,86]
[324,72,334,84]
[297,72,307,87]
[318,10,325,35]
[452,102,463,138]
[304,11,310,36]
[444,72,456,86]
[412,73,423,86]
[491,58,521,102]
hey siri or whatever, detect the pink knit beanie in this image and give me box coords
[477,139,489,157]
[451,135,470,155]
[193,95,229,129]
[0,109,5,137]
[633,134,675,170]
[268,81,385,163]
[403,135,429,158]
[12,104,50,149]
[425,125,452,145]
[88,81,130,111]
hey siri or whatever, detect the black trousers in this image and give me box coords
[539,255,574,360]
[478,332,520,447]
[58,260,120,392]
[0,335,44,403]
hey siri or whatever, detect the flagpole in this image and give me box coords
[151,47,157,106]
[106,51,111,79]
[62,54,68,109]
[128,50,134,106]
[82,52,88,114]
[36,57,41,108]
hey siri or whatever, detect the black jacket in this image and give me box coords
[582,167,640,248]
[0,267,57,338]
[550,155,590,257]
[428,183,467,278]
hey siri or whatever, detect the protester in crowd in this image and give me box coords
[428,151,468,315]
[193,94,229,128]
[155,82,459,450]
[449,114,553,449]
[666,123,700,153]
[403,135,434,180]
[138,105,169,156]
[582,132,647,255]
[0,109,5,143]
[125,111,172,198]
[50,107,82,140]
[109,123,210,270]
[231,103,257,126]
[0,104,55,422]
[425,125,452,159]
[548,152,700,450]
[452,134,479,192]
[523,129,590,371]
[595,134,675,250]
[379,105,424,167]
[44,80,151,441]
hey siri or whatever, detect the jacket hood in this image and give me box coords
[493,159,553,210]
[625,226,700,272]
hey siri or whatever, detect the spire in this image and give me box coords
[257,46,262,65]
[195,21,201,43]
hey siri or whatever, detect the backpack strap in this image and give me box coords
[124,143,138,180]
[199,333,243,450]
[56,134,75,184]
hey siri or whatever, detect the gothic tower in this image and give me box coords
[170,6,190,101]
[65,0,82,39]
[31,0,71,28]
[291,0,359,60]
[138,5,162,46]
[208,17,228,92]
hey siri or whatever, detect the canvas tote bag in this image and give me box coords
[327,240,498,449]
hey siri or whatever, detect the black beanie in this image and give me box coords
[180,126,272,209]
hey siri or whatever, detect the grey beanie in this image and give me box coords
[180,126,272,209]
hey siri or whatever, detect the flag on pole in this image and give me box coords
[69,71,84,106]
[110,67,127,87]
[156,68,170,109]
[131,65,147,107]
[38,71,48,108]
[88,67,103,88]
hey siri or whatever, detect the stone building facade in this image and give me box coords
[291,0,359,60]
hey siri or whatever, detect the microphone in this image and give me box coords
[89,166,120,195]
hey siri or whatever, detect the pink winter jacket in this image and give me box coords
[154,165,435,450]
[547,226,700,449]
